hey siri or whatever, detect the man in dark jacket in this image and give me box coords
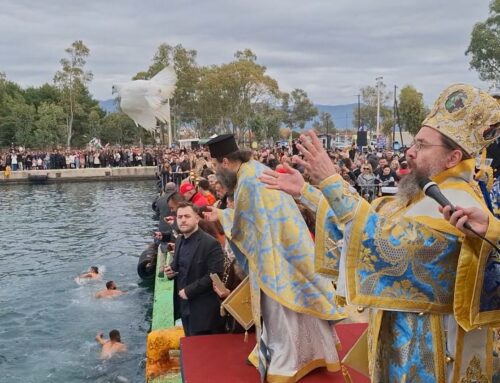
[164,202,225,336]
[154,182,178,234]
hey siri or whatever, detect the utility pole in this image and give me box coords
[357,94,361,131]
[167,99,172,148]
[376,76,383,142]
[393,85,397,145]
[159,122,165,146]
[394,88,403,146]
[325,116,329,149]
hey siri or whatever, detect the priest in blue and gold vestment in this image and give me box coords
[203,134,346,383]
[262,84,500,383]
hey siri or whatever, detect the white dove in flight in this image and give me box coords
[112,66,177,132]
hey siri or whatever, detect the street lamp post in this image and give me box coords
[326,118,329,149]
[357,94,361,130]
[167,99,173,148]
[375,76,383,143]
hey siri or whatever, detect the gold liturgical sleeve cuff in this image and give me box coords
[298,183,323,213]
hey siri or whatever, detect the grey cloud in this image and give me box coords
[0,0,492,106]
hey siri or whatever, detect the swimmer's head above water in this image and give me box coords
[106,281,117,290]
[109,329,121,343]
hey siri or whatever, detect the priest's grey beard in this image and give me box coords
[396,172,421,203]
[216,168,238,193]
[397,162,444,203]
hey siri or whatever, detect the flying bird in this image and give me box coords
[112,67,177,132]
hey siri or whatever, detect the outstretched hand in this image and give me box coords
[95,332,105,345]
[260,162,304,197]
[203,205,219,222]
[294,130,338,184]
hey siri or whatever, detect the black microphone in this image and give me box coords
[418,177,499,254]
[418,177,472,230]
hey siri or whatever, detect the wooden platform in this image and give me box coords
[180,323,369,383]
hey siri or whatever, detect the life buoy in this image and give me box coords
[137,243,159,280]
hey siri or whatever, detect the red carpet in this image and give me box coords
[180,323,369,383]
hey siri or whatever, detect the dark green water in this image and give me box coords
[0,181,158,383]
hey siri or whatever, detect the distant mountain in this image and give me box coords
[99,99,118,113]
[97,99,357,129]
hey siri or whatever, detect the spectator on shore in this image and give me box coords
[376,165,396,187]
[207,174,217,194]
[197,179,216,206]
[10,151,18,171]
[357,163,377,202]
[164,203,225,336]
[214,181,228,209]
[179,182,208,208]
[200,164,214,179]
[154,182,177,230]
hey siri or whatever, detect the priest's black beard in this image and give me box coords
[216,167,238,193]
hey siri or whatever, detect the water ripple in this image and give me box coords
[0,181,157,383]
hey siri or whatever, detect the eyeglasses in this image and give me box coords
[363,167,370,170]
[410,140,449,152]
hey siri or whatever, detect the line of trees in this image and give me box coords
[132,45,324,143]
[1,0,496,150]
[0,42,326,148]
[466,0,500,86]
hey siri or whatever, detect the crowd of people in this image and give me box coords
[0,146,158,171]
[158,144,404,195]
[153,138,498,208]
[3,134,496,211]
[148,83,500,383]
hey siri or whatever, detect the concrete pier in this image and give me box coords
[0,166,157,185]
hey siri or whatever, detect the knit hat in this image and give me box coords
[179,183,195,195]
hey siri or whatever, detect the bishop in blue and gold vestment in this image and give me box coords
[264,84,500,383]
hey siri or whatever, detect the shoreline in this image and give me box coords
[0,166,157,185]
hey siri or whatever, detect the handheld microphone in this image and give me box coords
[417,177,472,230]
[418,177,499,254]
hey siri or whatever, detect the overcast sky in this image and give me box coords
[0,0,492,107]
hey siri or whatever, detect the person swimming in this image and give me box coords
[79,266,100,279]
[95,329,127,359]
[95,281,125,299]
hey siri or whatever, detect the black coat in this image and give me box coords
[171,229,225,334]
[155,192,175,233]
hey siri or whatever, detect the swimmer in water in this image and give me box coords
[95,281,125,299]
[79,266,100,279]
[95,330,127,359]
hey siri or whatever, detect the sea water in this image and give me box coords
[0,181,158,383]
